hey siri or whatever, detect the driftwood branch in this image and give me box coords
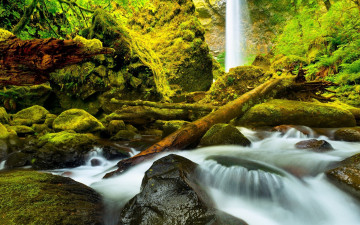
[104,78,283,178]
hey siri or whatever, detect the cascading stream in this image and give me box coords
[49,127,360,225]
[225,0,249,72]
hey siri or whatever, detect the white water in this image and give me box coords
[225,0,249,72]
[0,160,5,170]
[51,127,360,225]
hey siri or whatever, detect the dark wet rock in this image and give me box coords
[4,151,31,169]
[200,123,251,147]
[32,131,97,169]
[235,99,356,128]
[101,145,131,160]
[0,170,103,224]
[334,128,360,142]
[11,105,49,126]
[53,109,105,133]
[119,154,248,225]
[295,139,334,152]
[90,158,102,167]
[326,153,360,199]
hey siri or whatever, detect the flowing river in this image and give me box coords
[50,127,360,225]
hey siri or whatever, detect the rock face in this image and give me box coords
[193,0,226,56]
[119,154,248,225]
[295,139,334,152]
[12,105,49,126]
[334,128,360,142]
[0,170,103,224]
[326,153,360,199]
[200,123,251,147]
[32,131,97,169]
[53,109,105,133]
[236,99,356,128]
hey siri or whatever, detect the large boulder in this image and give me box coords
[11,105,49,126]
[326,153,360,199]
[200,123,251,147]
[0,170,103,224]
[53,109,105,133]
[120,154,248,225]
[235,99,356,128]
[32,131,97,169]
[334,127,360,142]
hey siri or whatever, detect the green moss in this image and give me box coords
[271,55,307,74]
[38,131,96,147]
[0,28,13,41]
[0,107,9,124]
[236,99,356,128]
[205,65,269,105]
[0,170,102,225]
[0,123,9,139]
[200,123,251,146]
[12,105,49,126]
[52,109,105,133]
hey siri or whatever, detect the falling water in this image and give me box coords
[225,0,248,72]
[51,127,360,225]
[0,160,5,170]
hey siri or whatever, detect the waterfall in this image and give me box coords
[225,0,249,72]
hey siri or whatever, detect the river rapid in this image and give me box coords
[50,127,360,225]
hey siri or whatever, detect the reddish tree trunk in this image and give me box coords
[0,35,114,86]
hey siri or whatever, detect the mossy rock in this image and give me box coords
[107,120,126,136]
[0,28,14,41]
[4,151,31,169]
[12,105,49,126]
[33,131,97,169]
[326,153,360,199]
[8,125,34,137]
[110,130,140,141]
[0,107,9,124]
[235,99,356,128]
[155,120,191,138]
[0,123,9,139]
[0,170,103,225]
[206,66,269,105]
[200,123,251,146]
[0,84,53,112]
[271,55,307,73]
[44,114,57,127]
[53,109,105,133]
[334,128,360,142]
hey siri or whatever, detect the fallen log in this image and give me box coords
[104,78,283,178]
[110,98,218,111]
[0,33,114,86]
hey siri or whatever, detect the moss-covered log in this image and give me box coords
[110,99,217,111]
[0,31,114,86]
[104,78,283,178]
